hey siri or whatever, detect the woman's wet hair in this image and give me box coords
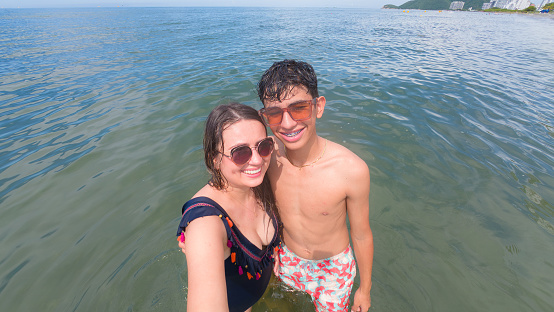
[203,102,277,218]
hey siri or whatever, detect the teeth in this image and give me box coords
[283,129,302,137]
[243,168,261,175]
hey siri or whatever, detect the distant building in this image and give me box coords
[494,0,509,7]
[538,0,552,8]
[450,1,465,9]
[485,0,533,9]
[506,0,532,9]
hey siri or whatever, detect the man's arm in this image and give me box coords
[346,158,373,312]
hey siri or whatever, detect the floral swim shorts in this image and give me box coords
[277,244,356,312]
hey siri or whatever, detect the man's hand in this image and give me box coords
[273,246,280,276]
[351,287,371,312]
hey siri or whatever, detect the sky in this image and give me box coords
[0,0,407,9]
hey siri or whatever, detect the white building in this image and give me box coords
[506,0,531,9]
[484,0,533,9]
[491,0,509,7]
[538,0,552,8]
[450,1,465,9]
[482,2,493,9]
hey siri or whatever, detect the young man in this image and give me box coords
[258,60,374,312]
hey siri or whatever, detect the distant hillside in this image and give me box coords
[401,0,451,10]
[384,0,487,10]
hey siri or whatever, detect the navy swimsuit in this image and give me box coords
[177,196,280,312]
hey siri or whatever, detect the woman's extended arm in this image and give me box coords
[182,215,229,312]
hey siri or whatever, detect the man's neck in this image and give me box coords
[285,136,326,168]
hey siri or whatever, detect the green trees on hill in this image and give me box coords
[463,0,488,10]
[522,5,536,11]
[399,0,451,10]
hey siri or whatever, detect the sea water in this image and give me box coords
[1,7,553,312]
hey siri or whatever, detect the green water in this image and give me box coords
[1,7,553,312]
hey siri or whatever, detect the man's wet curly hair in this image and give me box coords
[257,59,319,104]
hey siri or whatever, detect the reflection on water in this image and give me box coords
[1,7,554,312]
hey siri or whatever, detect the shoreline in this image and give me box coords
[382,7,554,18]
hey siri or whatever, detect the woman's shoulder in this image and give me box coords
[177,188,231,236]
[181,196,226,217]
[184,185,225,212]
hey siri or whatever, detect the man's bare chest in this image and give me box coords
[273,171,346,215]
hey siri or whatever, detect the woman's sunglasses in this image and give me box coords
[259,98,317,126]
[220,137,274,166]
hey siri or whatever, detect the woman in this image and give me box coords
[176,103,280,312]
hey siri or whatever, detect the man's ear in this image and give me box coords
[316,96,326,118]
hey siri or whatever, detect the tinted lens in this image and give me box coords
[257,138,274,157]
[230,146,253,165]
[262,107,284,125]
[260,100,314,126]
[288,101,312,120]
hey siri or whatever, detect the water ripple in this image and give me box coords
[1,7,554,312]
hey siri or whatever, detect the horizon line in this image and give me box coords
[1,5,385,9]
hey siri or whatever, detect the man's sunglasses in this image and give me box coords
[220,137,274,166]
[259,98,317,126]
